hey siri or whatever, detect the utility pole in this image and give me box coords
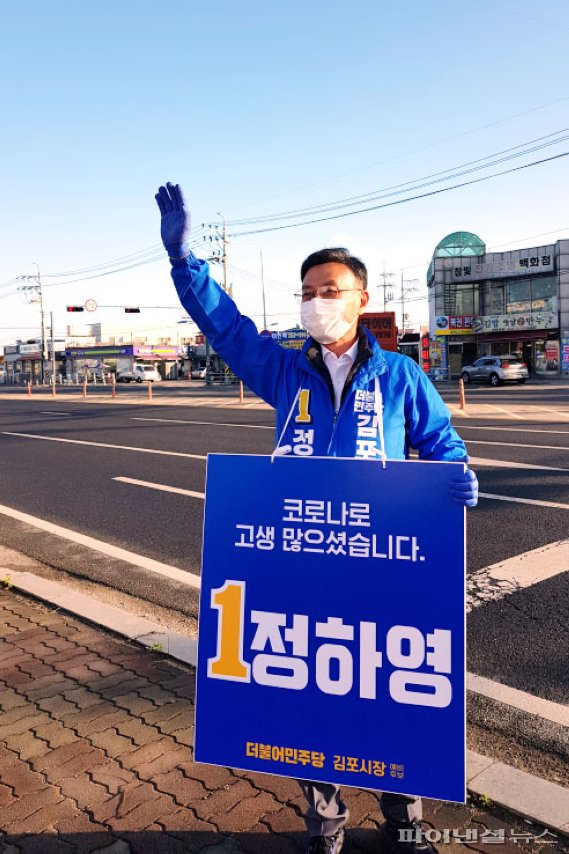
[16,264,47,383]
[219,212,229,294]
[201,214,231,385]
[379,265,395,311]
[260,247,267,330]
[50,311,56,385]
[399,269,419,336]
[33,264,47,384]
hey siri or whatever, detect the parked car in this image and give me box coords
[461,356,529,387]
[133,364,162,383]
[191,367,207,380]
[116,370,134,383]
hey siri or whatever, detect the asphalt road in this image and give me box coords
[0,384,568,707]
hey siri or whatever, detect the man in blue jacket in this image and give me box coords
[156,183,478,854]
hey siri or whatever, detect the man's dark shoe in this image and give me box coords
[307,828,345,853]
[379,819,438,853]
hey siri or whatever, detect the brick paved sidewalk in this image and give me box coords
[0,589,566,854]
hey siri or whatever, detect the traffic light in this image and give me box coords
[66,306,84,312]
[124,307,141,313]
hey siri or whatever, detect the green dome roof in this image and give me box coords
[434,231,486,257]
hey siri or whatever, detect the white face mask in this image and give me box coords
[300,297,355,345]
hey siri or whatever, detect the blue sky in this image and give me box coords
[1,0,568,345]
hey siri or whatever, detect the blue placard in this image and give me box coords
[195,455,466,803]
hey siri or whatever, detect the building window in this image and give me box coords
[491,284,504,314]
[499,275,557,315]
[444,282,479,316]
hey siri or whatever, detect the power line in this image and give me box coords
[223,130,568,226]
[228,151,569,237]
[224,95,569,215]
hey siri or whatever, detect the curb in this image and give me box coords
[2,569,568,837]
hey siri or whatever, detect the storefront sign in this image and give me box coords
[134,345,184,359]
[421,335,430,373]
[447,249,554,280]
[66,346,134,358]
[196,455,466,803]
[19,344,41,354]
[434,316,476,336]
[360,312,398,351]
[473,311,557,334]
[271,329,308,350]
[561,335,569,374]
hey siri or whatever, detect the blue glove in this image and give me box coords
[155,182,191,259]
[450,467,479,508]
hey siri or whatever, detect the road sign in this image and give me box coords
[195,454,466,803]
[84,299,98,312]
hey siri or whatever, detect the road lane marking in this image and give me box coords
[470,455,569,472]
[114,477,205,499]
[479,492,569,510]
[39,411,73,417]
[536,406,569,418]
[467,439,569,451]
[132,417,273,430]
[488,404,523,419]
[0,503,201,588]
[467,539,569,611]
[458,426,569,435]
[1,432,207,460]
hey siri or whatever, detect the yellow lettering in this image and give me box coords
[296,389,312,423]
[208,580,250,681]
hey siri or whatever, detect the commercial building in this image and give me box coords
[427,232,569,377]
[65,344,185,380]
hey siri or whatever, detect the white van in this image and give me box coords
[133,364,162,383]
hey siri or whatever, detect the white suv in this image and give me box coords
[134,364,162,383]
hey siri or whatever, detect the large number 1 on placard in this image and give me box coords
[296,389,311,423]
[207,581,251,682]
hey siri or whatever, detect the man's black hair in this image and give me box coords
[300,247,368,290]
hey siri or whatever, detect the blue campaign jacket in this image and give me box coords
[171,253,467,462]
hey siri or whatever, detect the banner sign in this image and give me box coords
[435,316,477,336]
[561,336,569,374]
[444,249,554,279]
[473,311,557,334]
[65,346,133,358]
[270,329,308,350]
[360,312,398,351]
[196,455,466,803]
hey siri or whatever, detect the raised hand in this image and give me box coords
[155,182,191,258]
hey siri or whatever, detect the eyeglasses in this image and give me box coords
[294,287,364,302]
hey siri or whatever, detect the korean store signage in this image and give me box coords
[134,345,184,358]
[434,316,476,336]
[195,455,466,803]
[561,335,569,373]
[447,250,553,280]
[65,346,133,358]
[472,311,557,334]
[360,312,398,352]
[271,329,308,351]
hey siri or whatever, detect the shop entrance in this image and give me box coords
[522,342,533,376]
